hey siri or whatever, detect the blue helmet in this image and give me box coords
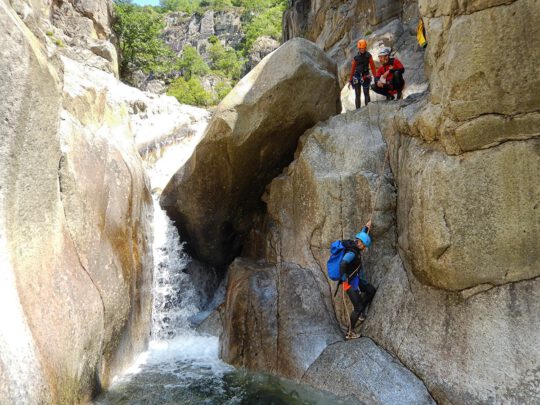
[355,231,372,248]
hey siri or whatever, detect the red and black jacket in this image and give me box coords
[375,57,405,86]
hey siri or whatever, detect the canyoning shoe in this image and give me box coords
[396,91,402,100]
[358,313,366,322]
[386,94,395,100]
[345,331,361,340]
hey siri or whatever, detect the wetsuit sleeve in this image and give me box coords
[374,66,384,81]
[391,58,405,73]
[369,57,376,76]
[339,251,356,280]
[349,59,357,82]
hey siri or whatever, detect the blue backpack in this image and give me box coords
[327,240,346,281]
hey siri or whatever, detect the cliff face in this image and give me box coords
[163,9,244,57]
[215,0,539,403]
[0,1,166,402]
[283,0,423,87]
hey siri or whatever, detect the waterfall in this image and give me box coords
[151,196,200,339]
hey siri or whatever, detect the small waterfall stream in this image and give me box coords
[94,132,348,405]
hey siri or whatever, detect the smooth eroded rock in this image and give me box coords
[161,37,341,267]
[243,104,398,326]
[0,4,153,402]
[302,338,435,405]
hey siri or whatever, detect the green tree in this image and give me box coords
[208,41,245,79]
[160,0,201,13]
[211,0,233,9]
[214,81,233,103]
[114,1,176,79]
[233,0,286,12]
[244,4,284,52]
[167,76,212,106]
[178,45,209,79]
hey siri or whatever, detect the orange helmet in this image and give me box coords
[357,39,367,49]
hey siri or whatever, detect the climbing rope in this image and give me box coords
[342,284,352,335]
[367,148,390,229]
[342,144,390,338]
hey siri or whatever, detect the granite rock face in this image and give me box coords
[163,9,244,57]
[384,105,540,290]
[363,255,540,404]
[0,2,177,403]
[283,0,427,102]
[417,0,540,154]
[262,0,540,404]
[161,38,341,267]
[219,104,435,400]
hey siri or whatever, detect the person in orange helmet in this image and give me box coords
[348,39,377,109]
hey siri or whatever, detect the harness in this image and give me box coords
[353,52,372,77]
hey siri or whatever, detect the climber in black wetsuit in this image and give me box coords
[339,220,377,339]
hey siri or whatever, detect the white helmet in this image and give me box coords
[379,47,391,57]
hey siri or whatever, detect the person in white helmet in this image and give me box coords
[371,47,405,100]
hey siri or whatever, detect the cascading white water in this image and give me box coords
[151,197,200,339]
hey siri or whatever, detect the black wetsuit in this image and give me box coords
[339,240,376,330]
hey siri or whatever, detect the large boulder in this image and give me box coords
[362,255,540,404]
[0,4,154,403]
[220,258,343,379]
[161,38,341,267]
[302,338,435,404]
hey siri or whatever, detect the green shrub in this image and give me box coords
[243,2,285,52]
[167,76,212,106]
[159,0,201,13]
[214,81,233,103]
[178,45,209,79]
[234,0,285,12]
[208,40,245,79]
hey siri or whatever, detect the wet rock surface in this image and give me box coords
[220,258,342,379]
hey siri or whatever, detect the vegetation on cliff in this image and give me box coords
[113,0,285,106]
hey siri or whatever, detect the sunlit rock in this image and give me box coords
[161,37,341,267]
